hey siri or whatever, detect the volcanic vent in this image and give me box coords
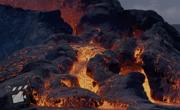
[0,0,180,110]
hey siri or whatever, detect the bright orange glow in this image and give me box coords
[99,101,129,110]
[59,0,84,35]
[141,69,155,103]
[134,47,144,64]
[133,47,155,103]
[120,64,154,103]
[60,79,73,88]
[32,90,50,107]
[70,44,105,93]
[32,90,64,108]
[120,46,154,103]
[120,47,180,106]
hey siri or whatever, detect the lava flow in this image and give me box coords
[99,101,129,110]
[120,46,155,103]
[123,46,180,106]
[70,44,105,93]
[134,47,155,103]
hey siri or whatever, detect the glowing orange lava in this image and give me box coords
[119,46,155,103]
[70,44,105,93]
[133,47,155,103]
[99,101,129,110]
[118,46,180,107]
[32,90,51,107]
[134,47,144,65]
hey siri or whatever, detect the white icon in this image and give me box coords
[11,85,28,104]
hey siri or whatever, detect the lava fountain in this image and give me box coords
[70,44,105,93]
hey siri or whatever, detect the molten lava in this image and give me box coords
[32,80,55,107]
[133,47,154,102]
[120,47,155,103]
[32,90,51,107]
[120,46,180,107]
[70,44,105,93]
[134,47,144,65]
[99,101,129,110]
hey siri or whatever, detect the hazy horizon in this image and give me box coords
[120,0,180,24]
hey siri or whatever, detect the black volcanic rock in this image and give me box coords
[113,37,136,62]
[139,22,180,104]
[81,0,123,10]
[21,60,59,75]
[87,50,120,83]
[97,72,160,110]
[0,40,77,82]
[126,9,164,30]
[173,24,180,32]
[45,33,82,44]
[82,29,120,49]
[98,73,148,103]
[0,72,80,109]
[0,5,72,61]
[46,87,103,108]
[164,23,180,50]
[78,0,126,34]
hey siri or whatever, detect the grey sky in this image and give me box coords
[119,0,180,24]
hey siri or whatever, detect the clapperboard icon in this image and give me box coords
[11,84,29,104]
[6,80,32,108]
